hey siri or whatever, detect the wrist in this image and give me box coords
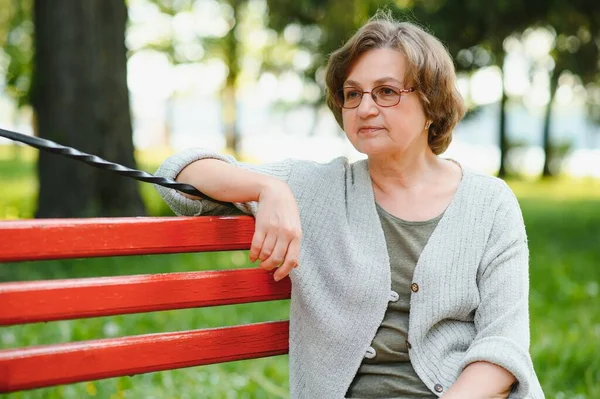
[257,176,286,201]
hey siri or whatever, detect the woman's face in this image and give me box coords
[341,48,429,157]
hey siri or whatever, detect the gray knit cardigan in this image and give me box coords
[155,149,545,399]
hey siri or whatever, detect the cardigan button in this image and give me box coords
[388,291,399,302]
[364,346,376,359]
[434,383,443,393]
[411,283,419,293]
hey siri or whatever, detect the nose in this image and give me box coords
[356,92,379,118]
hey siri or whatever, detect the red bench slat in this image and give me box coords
[0,321,289,393]
[0,216,255,262]
[0,268,291,326]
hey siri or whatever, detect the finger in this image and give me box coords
[257,233,277,262]
[249,229,266,263]
[274,238,300,281]
[259,236,288,271]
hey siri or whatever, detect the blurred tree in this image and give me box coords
[33,0,146,217]
[0,0,34,160]
[411,0,600,177]
[136,0,197,150]
[539,1,600,176]
[144,0,252,155]
[408,0,552,177]
[0,0,33,110]
[220,0,243,153]
[146,0,376,152]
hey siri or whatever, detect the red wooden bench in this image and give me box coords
[0,216,291,394]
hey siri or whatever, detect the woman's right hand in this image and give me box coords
[250,178,302,281]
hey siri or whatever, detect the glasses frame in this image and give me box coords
[335,85,415,109]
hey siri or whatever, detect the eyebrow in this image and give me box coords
[343,77,404,87]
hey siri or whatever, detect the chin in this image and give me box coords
[348,137,382,154]
[360,143,414,158]
[355,145,388,157]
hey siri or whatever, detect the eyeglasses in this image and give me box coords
[335,85,415,109]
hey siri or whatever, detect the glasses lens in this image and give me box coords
[340,88,362,108]
[337,86,405,108]
[373,86,401,107]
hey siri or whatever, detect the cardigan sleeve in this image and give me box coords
[154,148,296,217]
[460,184,544,398]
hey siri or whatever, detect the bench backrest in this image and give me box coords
[0,216,291,393]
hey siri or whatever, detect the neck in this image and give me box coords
[368,147,441,193]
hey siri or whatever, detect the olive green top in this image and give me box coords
[346,204,441,398]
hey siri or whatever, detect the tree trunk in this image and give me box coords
[222,82,239,154]
[222,0,241,156]
[497,74,509,178]
[163,94,174,150]
[308,106,320,137]
[33,0,146,218]
[541,70,559,177]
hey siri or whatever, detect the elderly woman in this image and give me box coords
[155,14,544,399]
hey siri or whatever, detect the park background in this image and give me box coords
[1,0,599,398]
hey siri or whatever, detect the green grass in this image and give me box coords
[1,151,600,398]
[511,180,600,398]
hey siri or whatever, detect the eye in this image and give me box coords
[375,86,400,97]
[344,89,362,100]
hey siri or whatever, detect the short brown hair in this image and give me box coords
[325,13,466,155]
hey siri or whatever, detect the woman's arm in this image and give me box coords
[452,181,543,398]
[441,361,515,399]
[176,159,302,282]
[177,159,275,202]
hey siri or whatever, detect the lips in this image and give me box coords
[358,126,384,134]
